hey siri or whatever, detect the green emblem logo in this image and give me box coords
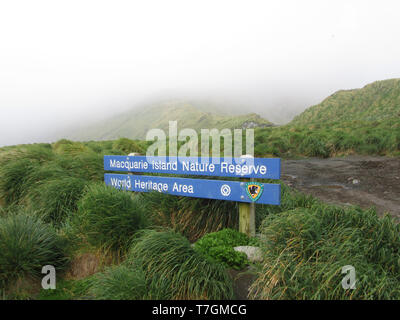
[245,182,264,202]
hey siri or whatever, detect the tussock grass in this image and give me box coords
[71,184,149,249]
[53,139,91,156]
[0,145,56,205]
[0,208,69,288]
[249,205,400,300]
[141,192,238,242]
[38,277,94,300]
[254,119,400,158]
[67,152,104,182]
[64,248,122,280]
[127,229,234,300]
[90,263,173,300]
[112,138,144,154]
[255,183,319,230]
[0,158,39,205]
[23,177,88,226]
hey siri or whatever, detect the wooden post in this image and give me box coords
[239,155,256,237]
[239,202,255,237]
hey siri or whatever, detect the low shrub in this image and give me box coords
[194,228,257,270]
[0,209,69,288]
[127,229,234,300]
[72,184,149,249]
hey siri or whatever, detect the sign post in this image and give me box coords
[238,155,256,237]
[239,179,256,237]
[104,155,281,237]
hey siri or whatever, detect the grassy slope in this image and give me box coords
[291,78,400,125]
[70,100,273,141]
[1,138,399,300]
[254,79,400,158]
[67,79,400,158]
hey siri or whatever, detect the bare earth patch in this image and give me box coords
[281,156,400,220]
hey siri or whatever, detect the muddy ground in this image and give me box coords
[281,156,400,220]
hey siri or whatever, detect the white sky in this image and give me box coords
[1,0,400,146]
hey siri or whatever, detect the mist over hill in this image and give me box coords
[60,78,400,143]
[63,100,274,141]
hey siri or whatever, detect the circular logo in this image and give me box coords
[221,184,231,197]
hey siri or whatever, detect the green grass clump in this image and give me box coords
[141,192,238,242]
[0,209,69,288]
[0,158,39,205]
[24,177,88,226]
[53,139,91,156]
[112,138,144,154]
[255,184,319,230]
[127,229,234,300]
[67,152,105,182]
[0,145,56,205]
[90,265,147,300]
[38,277,94,300]
[71,184,149,249]
[194,228,258,270]
[299,136,331,158]
[89,263,172,300]
[249,205,400,300]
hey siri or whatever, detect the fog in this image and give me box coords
[1,0,400,147]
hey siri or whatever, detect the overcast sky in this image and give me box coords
[1,0,400,146]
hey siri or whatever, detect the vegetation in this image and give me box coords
[127,229,234,300]
[292,79,400,125]
[141,192,238,242]
[0,137,399,300]
[37,277,94,300]
[250,205,400,300]
[24,176,87,226]
[0,78,399,299]
[90,263,172,300]
[59,79,400,158]
[194,228,257,270]
[70,183,149,249]
[112,138,144,154]
[0,209,69,288]
[255,183,319,229]
[252,79,399,158]
[0,145,55,205]
[67,100,273,141]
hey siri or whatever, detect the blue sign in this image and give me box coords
[104,156,280,179]
[105,174,281,205]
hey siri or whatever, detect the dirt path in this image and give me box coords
[281,156,400,220]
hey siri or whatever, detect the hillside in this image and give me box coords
[291,79,400,125]
[67,100,273,141]
[252,79,400,158]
